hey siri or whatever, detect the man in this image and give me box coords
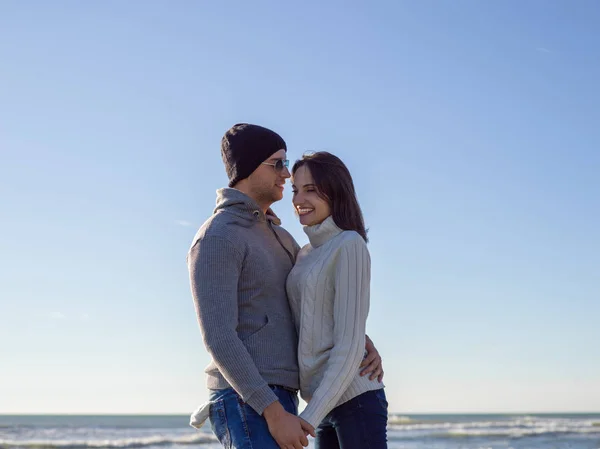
[188,124,383,449]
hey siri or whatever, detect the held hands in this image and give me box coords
[262,337,380,448]
[263,401,315,449]
[300,418,315,439]
[360,335,384,382]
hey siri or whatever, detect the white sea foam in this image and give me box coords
[386,415,600,439]
[0,433,216,449]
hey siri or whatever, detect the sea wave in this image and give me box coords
[0,434,216,449]
[445,426,600,438]
[387,416,414,425]
[387,416,600,439]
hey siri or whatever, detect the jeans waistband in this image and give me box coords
[269,384,299,394]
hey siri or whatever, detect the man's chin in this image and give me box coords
[271,191,284,202]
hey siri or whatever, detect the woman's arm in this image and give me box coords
[299,235,371,428]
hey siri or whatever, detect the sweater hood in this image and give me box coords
[214,188,281,225]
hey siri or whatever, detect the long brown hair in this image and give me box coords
[292,151,368,242]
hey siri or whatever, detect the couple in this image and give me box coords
[188,124,388,449]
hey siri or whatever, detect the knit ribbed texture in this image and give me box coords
[286,216,383,428]
[188,188,300,415]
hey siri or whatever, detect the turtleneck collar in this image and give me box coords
[304,216,343,248]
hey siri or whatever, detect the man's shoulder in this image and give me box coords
[270,222,300,252]
[270,222,294,239]
[190,211,245,250]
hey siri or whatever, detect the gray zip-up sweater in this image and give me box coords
[188,188,301,415]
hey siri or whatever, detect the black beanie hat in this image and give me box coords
[221,123,287,187]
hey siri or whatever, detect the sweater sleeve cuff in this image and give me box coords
[246,384,279,415]
[299,408,322,430]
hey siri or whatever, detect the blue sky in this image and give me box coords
[1,0,599,414]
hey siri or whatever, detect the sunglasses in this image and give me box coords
[261,159,289,172]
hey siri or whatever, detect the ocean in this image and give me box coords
[1,414,599,449]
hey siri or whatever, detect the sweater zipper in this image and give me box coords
[268,221,295,265]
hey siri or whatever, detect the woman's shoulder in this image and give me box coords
[335,230,369,251]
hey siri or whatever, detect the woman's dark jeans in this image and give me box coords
[314,388,388,449]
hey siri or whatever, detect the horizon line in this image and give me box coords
[2,411,599,416]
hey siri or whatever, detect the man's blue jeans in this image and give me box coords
[314,389,388,449]
[209,385,299,448]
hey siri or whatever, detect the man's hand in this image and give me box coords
[360,335,384,382]
[263,401,310,449]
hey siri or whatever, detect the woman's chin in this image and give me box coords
[300,215,327,227]
[299,215,314,226]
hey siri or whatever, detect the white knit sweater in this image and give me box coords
[286,216,383,428]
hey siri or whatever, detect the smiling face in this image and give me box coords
[291,164,331,226]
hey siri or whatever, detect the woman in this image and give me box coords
[286,151,388,449]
